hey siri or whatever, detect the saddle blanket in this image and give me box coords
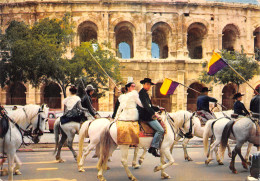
[139,121,166,137]
[117,120,140,145]
[60,115,82,125]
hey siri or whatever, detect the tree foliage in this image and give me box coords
[0,13,121,98]
[199,48,260,91]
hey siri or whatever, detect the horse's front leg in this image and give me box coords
[227,143,232,158]
[138,147,147,165]
[13,154,22,175]
[182,138,192,161]
[7,154,15,181]
[154,149,174,173]
[78,142,96,172]
[119,145,137,181]
[56,131,67,163]
[160,153,171,179]
[132,147,140,169]
[244,143,253,164]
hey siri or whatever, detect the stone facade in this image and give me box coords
[0,0,259,112]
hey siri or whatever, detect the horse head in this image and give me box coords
[182,111,196,139]
[30,104,49,143]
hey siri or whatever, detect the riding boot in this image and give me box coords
[148,147,160,157]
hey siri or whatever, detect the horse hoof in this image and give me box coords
[185,157,193,161]
[218,162,224,165]
[232,170,238,174]
[57,159,65,163]
[161,173,171,179]
[108,158,112,162]
[97,175,106,181]
[15,170,22,175]
[132,164,140,169]
[128,176,137,181]
[228,153,232,158]
[1,168,8,176]
[154,166,160,172]
[78,167,85,172]
[106,166,110,170]
[242,162,248,170]
[138,160,143,165]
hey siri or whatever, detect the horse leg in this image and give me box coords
[244,143,253,164]
[78,142,96,172]
[205,139,219,165]
[132,147,140,169]
[227,143,232,158]
[229,148,238,174]
[7,154,14,181]
[67,132,77,161]
[138,148,147,165]
[154,149,174,173]
[170,136,181,154]
[160,153,170,179]
[119,145,137,181]
[235,142,250,170]
[56,130,67,162]
[13,154,22,175]
[183,138,192,161]
[213,147,223,165]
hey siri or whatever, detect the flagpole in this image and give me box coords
[224,62,259,95]
[86,48,120,90]
[177,82,228,110]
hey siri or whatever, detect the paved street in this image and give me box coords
[1,145,257,181]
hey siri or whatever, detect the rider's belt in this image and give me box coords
[118,120,138,122]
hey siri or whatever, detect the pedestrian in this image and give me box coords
[197,87,217,122]
[112,87,126,119]
[81,84,98,119]
[137,78,163,157]
[233,92,249,117]
[61,86,89,124]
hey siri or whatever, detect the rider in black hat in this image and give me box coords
[197,87,217,122]
[137,78,163,157]
[81,84,98,119]
[233,92,249,117]
[250,87,260,119]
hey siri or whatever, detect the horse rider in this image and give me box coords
[197,87,217,122]
[250,87,260,119]
[61,86,89,124]
[112,87,126,119]
[81,84,98,119]
[137,78,163,157]
[233,92,249,117]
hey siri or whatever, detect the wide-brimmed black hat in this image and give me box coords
[85,84,95,92]
[201,87,211,93]
[233,93,244,99]
[140,78,155,85]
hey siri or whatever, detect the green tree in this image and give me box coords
[199,48,259,91]
[0,14,121,98]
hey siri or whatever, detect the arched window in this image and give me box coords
[187,22,207,59]
[222,24,239,52]
[151,22,171,59]
[118,42,131,59]
[78,21,98,43]
[115,22,135,58]
[222,83,237,110]
[43,82,61,109]
[187,83,203,111]
[6,82,26,105]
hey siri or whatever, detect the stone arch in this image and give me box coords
[222,83,237,110]
[151,22,172,59]
[78,21,98,43]
[114,21,135,58]
[187,82,203,112]
[6,82,26,105]
[255,83,260,94]
[187,22,207,59]
[222,24,240,51]
[254,27,260,50]
[42,82,62,109]
[151,82,171,111]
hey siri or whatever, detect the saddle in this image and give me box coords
[0,107,10,138]
[139,121,166,137]
[196,111,206,127]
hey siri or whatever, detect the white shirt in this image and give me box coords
[63,95,81,110]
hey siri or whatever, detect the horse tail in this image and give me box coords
[219,119,234,160]
[77,121,91,163]
[203,119,214,157]
[97,123,116,171]
[54,118,61,155]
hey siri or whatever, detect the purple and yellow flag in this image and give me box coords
[160,78,179,95]
[207,52,228,76]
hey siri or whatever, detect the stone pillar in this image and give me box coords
[1,90,7,105]
[35,88,41,105]
[177,65,185,110]
[26,84,36,104]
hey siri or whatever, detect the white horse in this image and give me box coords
[77,118,111,172]
[203,116,254,166]
[0,104,49,180]
[219,117,260,174]
[97,110,178,181]
[53,112,92,162]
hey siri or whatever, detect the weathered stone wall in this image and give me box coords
[0,0,259,111]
